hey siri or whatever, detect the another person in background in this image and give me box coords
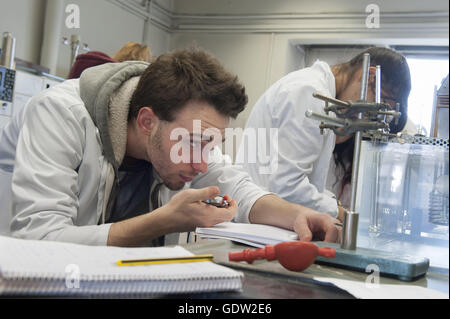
[236,47,411,221]
[112,42,152,62]
[68,42,151,79]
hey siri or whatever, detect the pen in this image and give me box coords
[116,254,214,266]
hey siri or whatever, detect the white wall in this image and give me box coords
[145,0,172,57]
[303,46,371,67]
[0,0,46,65]
[0,0,172,78]
[56,0,145,77]
[170,33,279,131]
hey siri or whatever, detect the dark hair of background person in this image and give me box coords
[129,48,248,122]
[332,47,412,196]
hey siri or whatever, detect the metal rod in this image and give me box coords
[70,34,81,68]
[376,65,387,126]
[375,65,381,103]
[0,32,16,69]
[371,65,382,237]
[377,111,399,116]
[342,53,370,251]
[349,53,370,213]
[370,149,381,236]
[305,110,346,127]
[312,92,350,107]
[359,53,371,102]
[341,211,359,250]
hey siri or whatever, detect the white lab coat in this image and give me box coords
[236,61,339,217]
[0,78,269,245]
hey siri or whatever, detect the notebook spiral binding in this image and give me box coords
[0,268,243,296]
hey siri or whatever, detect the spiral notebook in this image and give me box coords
[0,235,243,296]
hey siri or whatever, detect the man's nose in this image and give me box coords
[191,155,209,174]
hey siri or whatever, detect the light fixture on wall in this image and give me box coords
[62,34,90,68]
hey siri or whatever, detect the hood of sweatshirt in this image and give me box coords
[67,51,117,79]
[78,61,149,171]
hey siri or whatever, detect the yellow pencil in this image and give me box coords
[116,254,214,266]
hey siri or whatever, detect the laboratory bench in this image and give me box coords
[175,239,449,299]
[1,239,447,300]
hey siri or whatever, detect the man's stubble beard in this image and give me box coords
[149,124,185,191]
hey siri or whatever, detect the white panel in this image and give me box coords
[0,0,46,65]
[146,24,171,57]
[14,70,44,96]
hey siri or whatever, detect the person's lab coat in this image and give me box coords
[0,69,269,245]
[236,61,339,217]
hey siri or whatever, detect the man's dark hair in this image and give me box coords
[129,48,248,121]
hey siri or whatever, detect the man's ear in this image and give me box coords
[136,107,158,135]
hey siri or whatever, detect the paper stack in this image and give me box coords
[196,222,299,248]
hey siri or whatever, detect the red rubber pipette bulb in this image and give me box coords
[228,245,276,264]
[228,241,336,271]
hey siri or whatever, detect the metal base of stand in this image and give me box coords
[313,242,429,282]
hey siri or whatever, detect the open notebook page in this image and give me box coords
[0,235,243,295]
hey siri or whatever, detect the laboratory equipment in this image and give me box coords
[355,135,449,273]
[229,241,336,271]
[62,34,90,68]
[305,52,439,281]
[0,67,16,117]
[0,32,16,117]
[0,32,15,69]
[431,74,449,139]
[341,210,359,250]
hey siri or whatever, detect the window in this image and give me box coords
[406,57,449,136]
